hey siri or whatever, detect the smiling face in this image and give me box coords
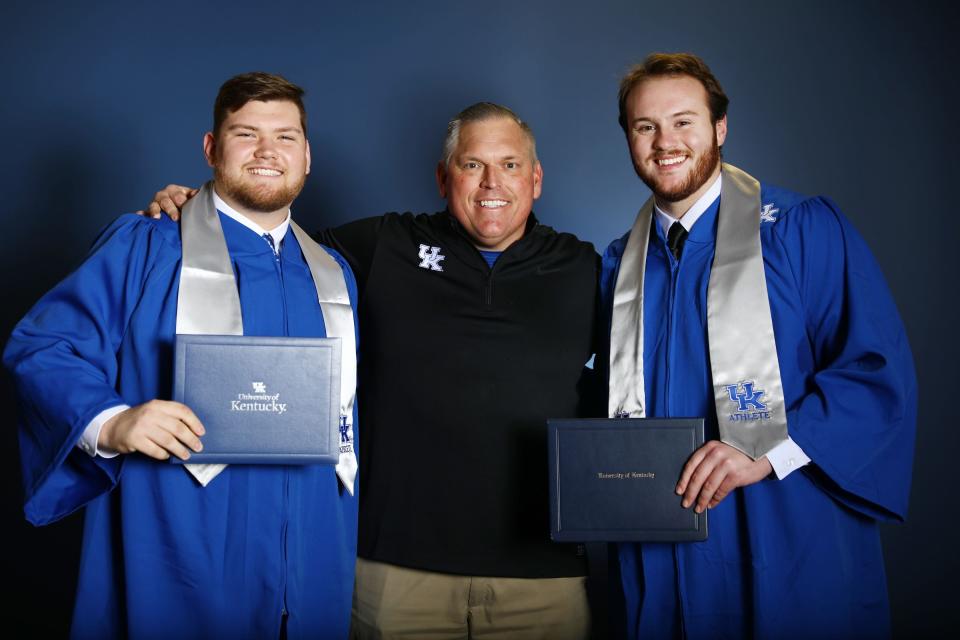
[436,117,543,251]
[203,99,311,227]
[623,75,727,217]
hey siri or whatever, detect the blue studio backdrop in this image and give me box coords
[1,0,955,635]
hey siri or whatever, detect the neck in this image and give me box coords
[215,191,289,231]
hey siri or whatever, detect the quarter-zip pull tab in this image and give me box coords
[478,249,501,306]
[482,273,493,306]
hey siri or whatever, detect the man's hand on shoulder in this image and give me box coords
[137,184,198,221]
[676,440,773,513]
[99,399,205,461]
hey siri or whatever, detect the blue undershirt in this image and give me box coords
[478,250,501,268]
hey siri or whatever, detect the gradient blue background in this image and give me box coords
[1,0,955,635]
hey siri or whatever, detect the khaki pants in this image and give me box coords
[351,558,590,639]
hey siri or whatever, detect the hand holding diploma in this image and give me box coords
[100,399,205,461]
[676,440,772,513]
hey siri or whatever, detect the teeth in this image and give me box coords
[657,156,686,166]
[479,199,508,208]
[250,168,282,176]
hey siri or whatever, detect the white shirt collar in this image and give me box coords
[654,173,722,237]
[212,189,291,250]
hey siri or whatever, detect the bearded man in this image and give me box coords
[601,53,917,638]
[4,72,360,638]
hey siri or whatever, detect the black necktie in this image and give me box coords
[667,222,688,260]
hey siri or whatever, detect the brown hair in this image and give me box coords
[617,53,729,132]
[213,72,307,137]
[441,102,537,167]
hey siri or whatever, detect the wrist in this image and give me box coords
[98,410,126,451]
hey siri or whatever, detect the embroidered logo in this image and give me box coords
[252,381,267,393]
[417,244,446,272]
[759,203,779,224]
[725,380,771,422]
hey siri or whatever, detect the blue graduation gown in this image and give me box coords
[4,213,359,639]
[599,185,917,639]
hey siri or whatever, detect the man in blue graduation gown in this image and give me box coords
[4,73,359,638]
[601,53,917,638]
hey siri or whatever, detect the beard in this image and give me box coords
[636,133,721,204]
[214,165,306,214]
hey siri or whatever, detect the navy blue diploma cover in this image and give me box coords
[172,335,342,464]
[547,418,707,542]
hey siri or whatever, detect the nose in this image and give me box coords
[254,138,278,159]
[480,165,500,189]
[652,126,677,150]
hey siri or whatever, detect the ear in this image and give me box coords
[305,139,311,175]
[203,132,217,168]
[436,162,448,199]
[715,115,728,147]
[532,161,543,200]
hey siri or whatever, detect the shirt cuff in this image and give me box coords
[78,405,129,458]
[765,437,811,479]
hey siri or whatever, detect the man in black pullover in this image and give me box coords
[148,102,598,639]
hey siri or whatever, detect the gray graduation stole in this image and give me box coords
[176,182,358,492]
[608,163,788,459]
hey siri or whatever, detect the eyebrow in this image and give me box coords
[226,124,303,134]
[633,110,701,123]
[461,154,522,162]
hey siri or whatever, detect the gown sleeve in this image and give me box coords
[4,215,174,525]
[771,197,917,522]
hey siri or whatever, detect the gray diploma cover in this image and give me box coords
[176,182,358,492]
[608,164,788,459]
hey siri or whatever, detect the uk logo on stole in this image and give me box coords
[724,380,772,422]
[338,415,354,454]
